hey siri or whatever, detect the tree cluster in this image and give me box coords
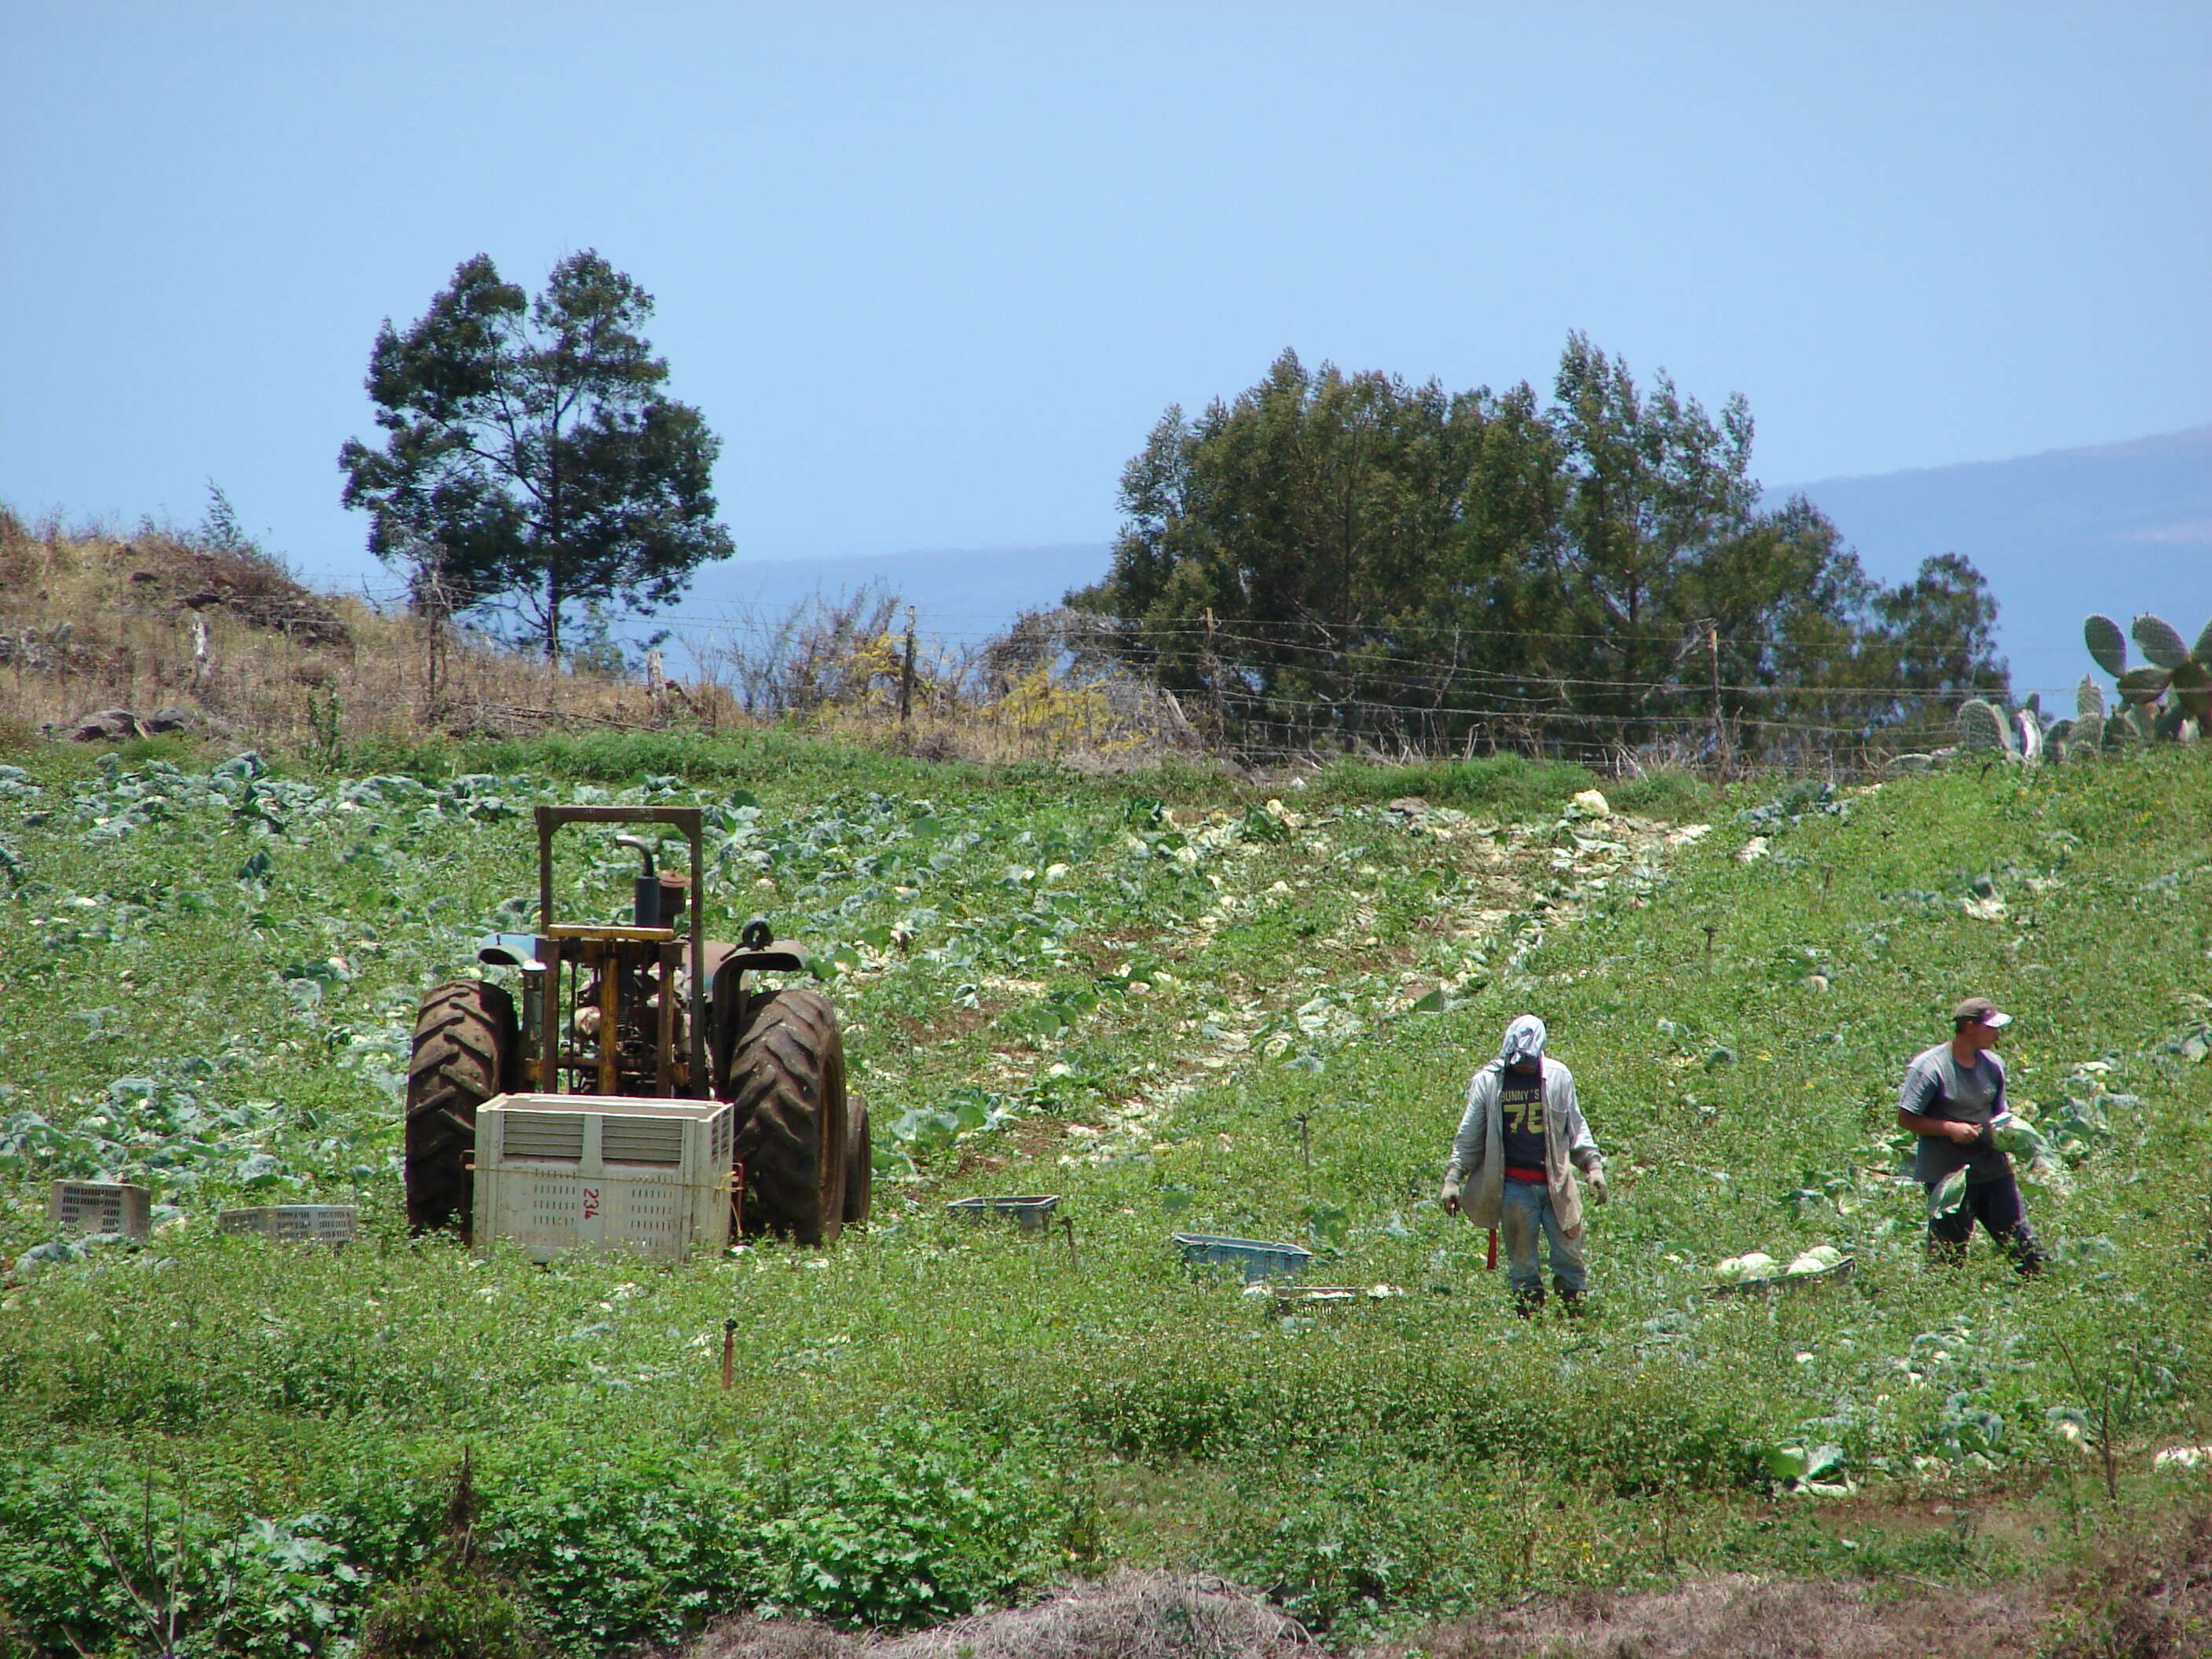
[1072,338,2007,761]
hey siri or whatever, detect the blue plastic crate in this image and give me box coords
[1174,1232,1313,1283]
[947,1195,1060,1232]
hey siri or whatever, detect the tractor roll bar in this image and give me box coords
[534,805,709,1097]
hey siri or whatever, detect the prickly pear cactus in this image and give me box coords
[2136,614,2192,669]
[1956,698,2011,756]
[2082,612,2212,746]
[1954,695,2076,766]
[2086,614,2129,679]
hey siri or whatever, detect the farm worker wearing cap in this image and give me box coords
[1896,997,2045,1274]
[1439,1014,1607,1315]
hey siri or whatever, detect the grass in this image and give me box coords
[0,736,2208,1654]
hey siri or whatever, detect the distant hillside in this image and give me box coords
[664,426,2211,704]
[1789,424,2212,702]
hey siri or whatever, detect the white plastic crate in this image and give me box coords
[48,1181,152,1240]
[218,1204,358,1245]
[474,1093,734,1262]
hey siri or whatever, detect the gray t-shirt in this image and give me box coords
[1899,1042,2010,1184]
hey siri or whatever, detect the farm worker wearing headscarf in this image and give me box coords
[1440,1014,1608,1314]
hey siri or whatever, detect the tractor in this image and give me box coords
[402,804,869,1246]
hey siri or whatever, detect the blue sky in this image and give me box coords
[2,2,2207,598]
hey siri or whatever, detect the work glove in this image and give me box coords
[1587,1167,1610,1206]
[1439,1174,1463,1217]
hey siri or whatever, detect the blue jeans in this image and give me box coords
[1500,1179,1586,1296]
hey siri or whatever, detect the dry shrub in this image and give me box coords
[703,584,913,719]
[1378,1573,2046,1659]
[2041,1504,2212,1659]
[0,518,1189,768]
[679,592,1202,769]
[687,1573,1309,1659]
[0,517,672,749]
[685,600,1206,770]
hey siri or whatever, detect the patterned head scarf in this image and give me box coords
[1498,1013,1547,1066]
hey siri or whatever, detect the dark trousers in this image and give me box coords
[1927,1166,2044,1275]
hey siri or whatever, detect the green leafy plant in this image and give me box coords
[2053,1337,2180,1503]
[359,1566,540,1659]
[307,686,346,771]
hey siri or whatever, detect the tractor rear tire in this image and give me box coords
[404,979,515,1238]
[843,1097,873,1228]
[724,987,847,1246]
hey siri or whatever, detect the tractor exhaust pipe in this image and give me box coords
[616,834,661,928]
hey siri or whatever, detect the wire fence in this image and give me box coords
[2,548,2013,778]
[640,596,1990,773]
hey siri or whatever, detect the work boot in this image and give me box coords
[1514,1285,1544,1319]
[1557,1287,1586,1317]
[2003,1229,2046,1277]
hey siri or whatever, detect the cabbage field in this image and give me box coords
[0,733,2207,1655]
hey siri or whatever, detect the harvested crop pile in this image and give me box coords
[680,1543,2212,1659]
[689,1573,1313,1658]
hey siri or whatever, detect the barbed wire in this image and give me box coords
[238,573,2100,667]
[20,580,2108,668]
[5,579,2098,728]
[657,601,2098,660]
[1185,694,1928,740]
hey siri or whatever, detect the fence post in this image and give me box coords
[418,555,452,724]
[1705,621,1731,779]
[899,606,917,726]
[1202,606,1226,738]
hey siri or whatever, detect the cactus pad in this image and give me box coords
[2171,657,2212,721]
[2118,665,2174,704]
[2133,613,2191,670]
[2076,675,2105,723]
[1956,699,2006,753]
[2085,614,2129,677]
